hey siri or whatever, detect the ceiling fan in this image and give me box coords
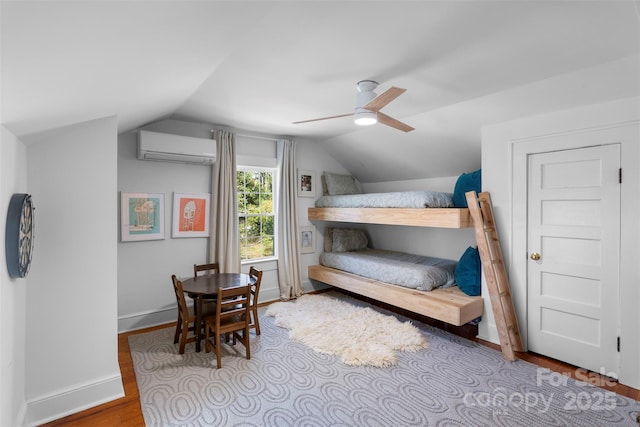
[292,80,415,132]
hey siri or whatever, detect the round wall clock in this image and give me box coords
[5,193,34,278]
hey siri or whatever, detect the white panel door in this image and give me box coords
[527,144,620,375]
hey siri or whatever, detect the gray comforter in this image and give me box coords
[320,248,457,291]
[314,191,454,208]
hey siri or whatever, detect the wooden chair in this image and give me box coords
[204,285,251,368]
[194,263,220,302]
[194,262,219,279]
[171,274,214,354]
[248,267,263,335]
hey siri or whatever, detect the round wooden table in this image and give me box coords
[181,273,253,352]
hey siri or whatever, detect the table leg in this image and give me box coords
[195,296,203,352]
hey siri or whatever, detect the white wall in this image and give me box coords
[24,117,123,425]
[481,96,640,389]
[0,126,28,427]
[117,120,347,331]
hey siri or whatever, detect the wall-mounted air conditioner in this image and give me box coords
[137,130,216,165]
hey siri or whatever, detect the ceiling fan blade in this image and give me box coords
[364,87,406,111]
[377,112,414,132]
[292,113,353,124]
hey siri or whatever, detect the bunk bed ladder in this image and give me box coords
[465,191,524,361]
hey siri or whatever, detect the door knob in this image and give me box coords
[530,252,541,261]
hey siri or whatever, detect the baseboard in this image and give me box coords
[259,287,281,303]
[14,401,27,427]
[118,281,321,333]
[477,320,500,345]
[118,288,286,333]
[118,306,177,333]
[25,374,124,427]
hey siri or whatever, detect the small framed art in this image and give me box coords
[121,192,165,242]
[297,169,315,197]
[299,225,315,254]
[172,192,210,238]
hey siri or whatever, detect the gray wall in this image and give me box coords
[117,120,349,332]
[362,177,477,261]
[117,130,212,331]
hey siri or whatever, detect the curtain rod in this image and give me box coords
[210,129,278,142]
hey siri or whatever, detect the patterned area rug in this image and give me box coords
[129,292,640,426]
[265,293,427,367]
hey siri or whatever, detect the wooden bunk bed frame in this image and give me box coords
[308,207,472,228]
[307,191,523,360]
[309,264,483,326]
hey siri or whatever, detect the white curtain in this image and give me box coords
[209,130,240,273]
[276,139,303,300]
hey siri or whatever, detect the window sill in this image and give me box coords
[241,256,277,264]
[241,257,278,271]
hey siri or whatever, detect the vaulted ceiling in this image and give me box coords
[2,1,639,182]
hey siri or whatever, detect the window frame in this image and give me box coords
[237,165,277,263]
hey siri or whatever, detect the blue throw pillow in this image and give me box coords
[453,169,481,207]
[455,246,481,296]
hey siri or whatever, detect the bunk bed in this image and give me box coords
[308,207,482,326]
[306,172,523,360]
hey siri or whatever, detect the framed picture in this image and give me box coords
[299,225,316,254]
[121,192,165,242]
[297,169,315,197]
[172,193,211,238]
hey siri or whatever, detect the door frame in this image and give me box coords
[510,122,639,387]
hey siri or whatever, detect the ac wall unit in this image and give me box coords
[137,130,216,165]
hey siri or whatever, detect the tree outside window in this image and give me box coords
[237,168,275,260]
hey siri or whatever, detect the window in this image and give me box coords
[237,168,275,261]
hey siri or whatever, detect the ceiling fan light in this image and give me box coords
[354,109,377,126]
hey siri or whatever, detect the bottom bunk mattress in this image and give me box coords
[319,248,457,292]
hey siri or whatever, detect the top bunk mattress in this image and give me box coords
[319,248,457,292]
[314,191,454,209]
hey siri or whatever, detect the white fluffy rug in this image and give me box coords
[265,293,427,367]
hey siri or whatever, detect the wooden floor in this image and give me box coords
[41,294,640,426]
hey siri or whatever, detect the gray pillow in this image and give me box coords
[331,228,368,252]
[323,172,360,195]
[323,227,333,253]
